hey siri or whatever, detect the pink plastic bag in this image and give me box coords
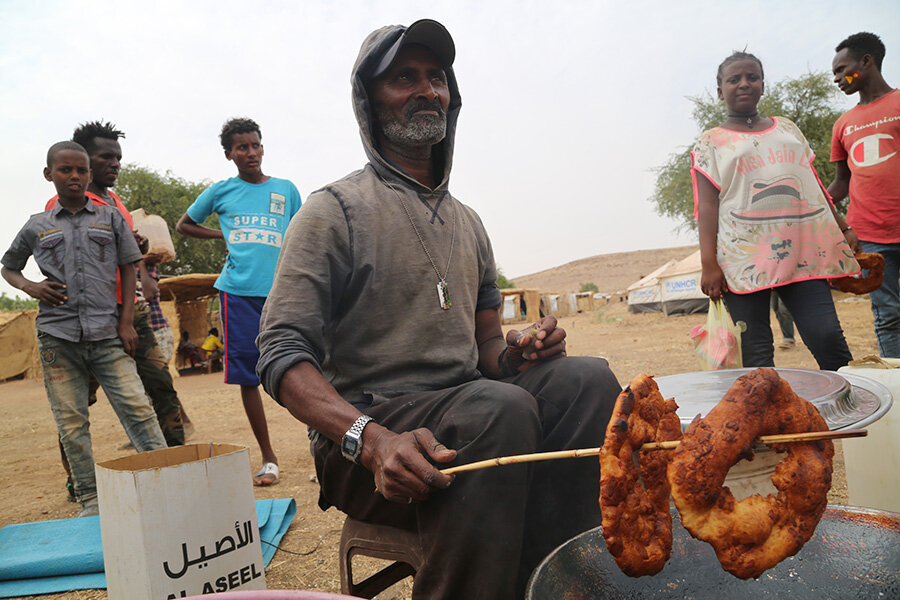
[690,300,743,370]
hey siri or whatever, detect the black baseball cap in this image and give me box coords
[371,19,456,78]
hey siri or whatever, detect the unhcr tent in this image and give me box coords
[626,260,676,313]
[658,250,708,315]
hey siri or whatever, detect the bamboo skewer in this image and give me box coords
[439,428,867,476]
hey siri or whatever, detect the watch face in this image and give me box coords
[342,437,360,457]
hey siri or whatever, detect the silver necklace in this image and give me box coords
[381,176,456,310]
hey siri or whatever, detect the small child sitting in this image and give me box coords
[1,141,167,517]
[178,330,203,368]
[201,327,224,371]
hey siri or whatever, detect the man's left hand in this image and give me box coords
[133,230,149,254]
[504,315,566,372]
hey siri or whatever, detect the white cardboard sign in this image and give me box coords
[96,444,266,600]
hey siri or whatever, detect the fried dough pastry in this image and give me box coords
[667,368,834,579]
[599,374,682,576]
[831,251,885,294]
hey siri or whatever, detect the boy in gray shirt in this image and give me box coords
[1,141,166,516]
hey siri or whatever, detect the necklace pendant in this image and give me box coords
[437,280,451,310]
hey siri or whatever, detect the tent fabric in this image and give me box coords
[658,250,707,315]
[0,310,37,381]
[626,260,677,292]
[158,274,220,302]
[626,250,708,316]
[0,498,296,598]
[626,260,676,313]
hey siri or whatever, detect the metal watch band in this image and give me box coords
[341,415,374,463]
[348,415,374,438]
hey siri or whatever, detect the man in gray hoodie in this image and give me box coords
[257,19,621,599]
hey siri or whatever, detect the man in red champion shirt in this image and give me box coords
[828,32,900,358]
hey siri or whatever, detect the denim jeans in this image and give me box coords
[770,290,795,341]
[723,279,853,370]
[38,332,167,503]
[860,241,900,358]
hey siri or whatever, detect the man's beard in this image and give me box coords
[375,100,447,146]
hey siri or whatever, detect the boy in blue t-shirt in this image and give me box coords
[177,118,301,485]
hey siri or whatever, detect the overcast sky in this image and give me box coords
[1,0,898,299]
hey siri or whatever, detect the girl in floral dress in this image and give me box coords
[692,51,859,369]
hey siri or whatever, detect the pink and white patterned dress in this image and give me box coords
[691,117,859,293]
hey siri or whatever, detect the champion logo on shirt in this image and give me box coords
[849,133,896,168]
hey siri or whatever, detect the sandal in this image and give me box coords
[254,462,280,486]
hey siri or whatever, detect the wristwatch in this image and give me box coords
[341,415,374,463]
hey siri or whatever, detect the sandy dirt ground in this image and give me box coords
[0,290,878,599]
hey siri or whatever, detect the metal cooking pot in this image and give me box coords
[527,506,900,599]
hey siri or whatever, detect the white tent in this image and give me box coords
[626,260,676,313]
[658,250,708,315]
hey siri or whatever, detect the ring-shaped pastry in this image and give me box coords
[667,368,834,579]
[599,374,682,576]
[831,251,885,294]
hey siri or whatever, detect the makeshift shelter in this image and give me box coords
[0,310,38,381]
[541,293,578,318]
[658,250,707,315]
[500,288,541,324]
[157,274,221,370]
[626,260,676,313]
[575,292,594,314]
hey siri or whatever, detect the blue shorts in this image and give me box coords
[220,291,266,386]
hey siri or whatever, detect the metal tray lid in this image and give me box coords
[655,368,893,431]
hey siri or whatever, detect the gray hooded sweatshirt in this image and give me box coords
[257,24,501,408]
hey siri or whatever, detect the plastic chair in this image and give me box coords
[338,517,424,598]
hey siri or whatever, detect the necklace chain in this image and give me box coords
[381,176,456,285]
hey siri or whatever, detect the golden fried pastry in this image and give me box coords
[599,374,682,576]
[831,251,885,294]
[667,368,834,579]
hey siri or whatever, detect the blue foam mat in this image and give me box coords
[0,498,296,598]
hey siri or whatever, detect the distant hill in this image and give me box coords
[512,245,698,294]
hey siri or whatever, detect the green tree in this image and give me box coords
[115,165,226,276]
[497,268,515,289]
[0,292,38,311]
[579,282,599,293]
[651,71,845,230]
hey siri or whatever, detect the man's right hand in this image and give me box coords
[23,281,67,306]
[363,426,456,504]
[117,321,138,356]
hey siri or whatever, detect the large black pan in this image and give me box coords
[527,506,900,599]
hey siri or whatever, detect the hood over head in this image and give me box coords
[351,19,462,190]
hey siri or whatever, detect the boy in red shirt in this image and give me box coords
[828,32,900,358]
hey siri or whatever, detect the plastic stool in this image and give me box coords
[339,517,424,598]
